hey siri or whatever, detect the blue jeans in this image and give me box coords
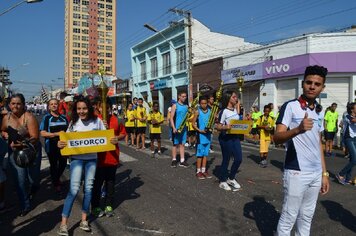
[218,136,242,182]
[339,137,356,181]
[277,170,321,236]
[8,142,42,211]
[62,158,97,218]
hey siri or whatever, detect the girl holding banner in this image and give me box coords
[216,91,243,191]
[57,96,118,235]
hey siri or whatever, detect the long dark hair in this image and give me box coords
[10,93,26,105]
[220,90,236,109]
[71,96,96,123]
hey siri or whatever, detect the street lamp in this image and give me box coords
[0,0,43,17]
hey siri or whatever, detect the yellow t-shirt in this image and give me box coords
[256,115,275,141]
[125,110,136,127]
[147,111,164,134]
[324,111,338,132]
[135,106,147,127]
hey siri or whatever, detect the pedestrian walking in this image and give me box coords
[275,65,330,236]
[251,106,262,143]
[170,92,189,168]
[1,93,41,217]
[147,102,164,158]
[56,96,118,235]
[192,96,212,179]
[336,102,356,185]
[91,98,126,218]
[40,98,69,193]
[256,105,275,168]
[216,91,242,191]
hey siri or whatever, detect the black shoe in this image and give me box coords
[171,160,178,168]
[179,161,189,168]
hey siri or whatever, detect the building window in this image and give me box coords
[82,58,89,64]
[73,0,80,4]
[82,0,89,5]
[73,35,80,40]
[73,57,80,63]
[82,43,88,49]
[73,28,80,33]
[106,11,112,17]
[106,45,112,51]
[73,13,80,19]
[150,57,158,78]
[105,39,112,44]
[106,53,112,58]
[162,52,171,75]
[98,45,104,50]
[98,3,105,8]
[106,66,112,72]
[106,0,112,2]
[73,50,80,55]
[106,59,112,64]
[82,36,89,41]
[72,64,80,69]
[82,29,89,34]
[98,52,105,57]
[82,21,89,27]
[98,17,104,22]
[106,4,112,10]
[73,6,80,11]
[72,72,80,77]
[82,14,89,20]
[106,32,112,37]
[73,42,80,47]
[106,25,112,31]
[82,51,89,56]
[98,59,105,64]
[73,20,80,26]
[140,62,147,81]
[176,47,186,71]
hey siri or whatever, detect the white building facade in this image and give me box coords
[222,32,356,120]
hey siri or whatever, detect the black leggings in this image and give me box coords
[91,165,117,208]
[47,147,67,186]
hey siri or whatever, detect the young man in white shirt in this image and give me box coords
[275,65,330,236]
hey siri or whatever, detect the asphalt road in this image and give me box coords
[1,119,356,236]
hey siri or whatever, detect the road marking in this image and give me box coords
[125,226,165,234]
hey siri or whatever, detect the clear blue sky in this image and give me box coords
[0,0,355,100]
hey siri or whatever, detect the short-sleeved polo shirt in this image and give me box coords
[276,99,324,172]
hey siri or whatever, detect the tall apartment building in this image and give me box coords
[64,0,116,90]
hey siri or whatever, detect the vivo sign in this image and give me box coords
[265,63,290,75]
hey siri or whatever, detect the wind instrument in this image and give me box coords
[205,81,223,132]
[177,92,201,133]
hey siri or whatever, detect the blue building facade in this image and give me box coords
[131,23,189,115]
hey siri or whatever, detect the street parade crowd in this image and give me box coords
[0,65,355,235]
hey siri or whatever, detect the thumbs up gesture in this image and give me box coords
[298,112,313,133]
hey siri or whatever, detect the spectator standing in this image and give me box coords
[1,94,41,217]
[324,103,338,156]
[40,98,69,193]
[275,65,330,235]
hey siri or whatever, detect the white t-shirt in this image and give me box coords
[67,118,106,160]
[219,108,240,125]
[276,99,324,172]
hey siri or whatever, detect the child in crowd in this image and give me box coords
[147,102,164,158]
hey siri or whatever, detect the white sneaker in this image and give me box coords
[209,149,215,153]
[227,178,241,190]
[219,182,232,191]
[184,143,189,147]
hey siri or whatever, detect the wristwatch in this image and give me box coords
[322,172,329,177]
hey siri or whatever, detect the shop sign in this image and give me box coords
[263,54,309,79]
[221,63,262,84]
[153,80,167,90]
[116,80,129,91]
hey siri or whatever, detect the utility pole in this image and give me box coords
[169,8,193,103]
